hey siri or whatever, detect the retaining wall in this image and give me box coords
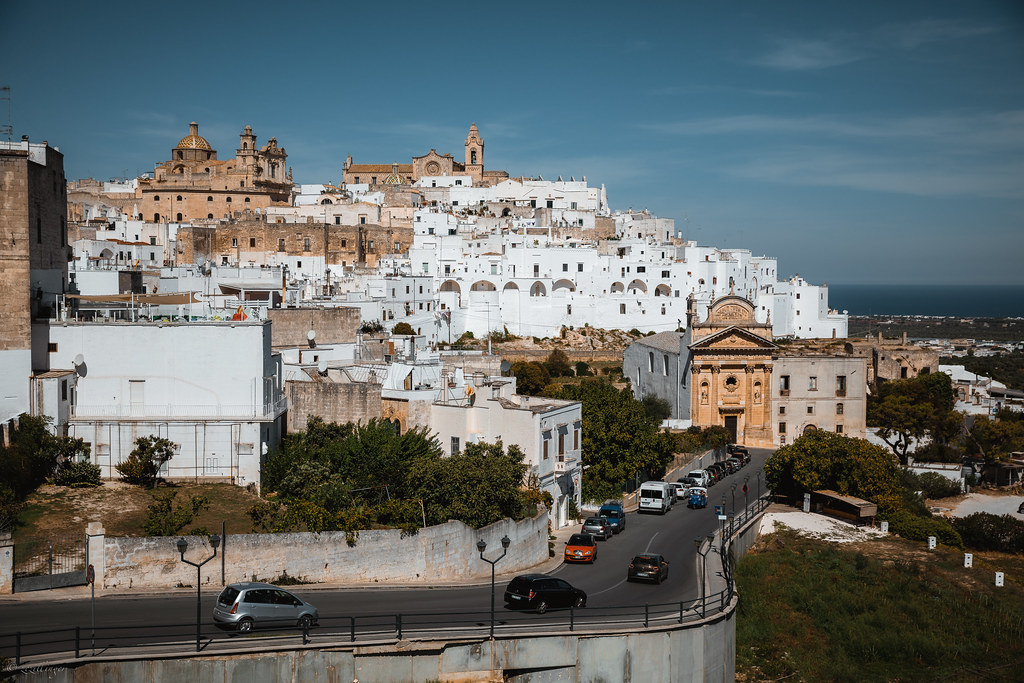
[97,512,549,590]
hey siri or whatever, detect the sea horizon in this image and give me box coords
[826,284,1024,318]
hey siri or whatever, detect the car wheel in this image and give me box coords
[237,618,254,633]
[575,595,586,608]
[297,615,312,630]
[536,600,548,614]
[655,572,662,585]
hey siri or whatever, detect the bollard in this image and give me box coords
[928,536,936,550]
[302,620,309,645]
[349,615,356,642]
[880,520,889,534]
[569,605,574,632]
[964,553,973,568]
[644,604,649,628]
[396,613,403,640]
[75,625,80,658]
[995,572,1004,587]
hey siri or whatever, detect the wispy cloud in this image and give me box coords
[753,38,863,70]
[749,19,1001,71]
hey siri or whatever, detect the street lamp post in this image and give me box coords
[730,483,737,515]
[176,535,221,652]
[694,534,714,617]
[743,475,750,510]
[757,469,763,501]
[477,535,511,639]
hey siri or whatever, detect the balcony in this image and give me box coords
[70,397,287,421]
[779,389,790,397]
[554,453,578,474]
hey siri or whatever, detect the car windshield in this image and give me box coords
[633,556,659,567]
[599,507,618,517]
[568,534,594,545]
[584,518,605,526]
[217,586,240,606]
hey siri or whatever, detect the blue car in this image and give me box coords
[688,487,708,509]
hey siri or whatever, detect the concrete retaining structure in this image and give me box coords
[95,512,548,590]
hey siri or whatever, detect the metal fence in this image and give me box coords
[12,533,88,593]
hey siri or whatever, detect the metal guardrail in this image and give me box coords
[0,494,773,670]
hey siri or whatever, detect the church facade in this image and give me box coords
[137,122,293,223]
[342,124,509,187]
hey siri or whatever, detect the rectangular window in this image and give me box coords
[422,263,429,273]
[249,238,256,247]
[662,270,670,278]
[780,375,790,394]
[359,216,367,225]
[451,436,460,455]
[335,216,341,224]
[371,177,377,184]
[562,263,568,272]
[836,375,847,395]
[533,264,539,276]
[419,285,423,294]
[232,238,238,247]
[558,433,565,455]
[48,342,58,353]
[296,260,302,268]
[530,199,536,208]
[490,264,497,275]
[663,355,669,376]
[455,179,462,186]
[836,403,844,415]
[368,240,374,250]
[620,303,626,314]
[648,352,654,373]
[835,424,844,434]
[150,237,157,245]
[574,429,579,450]
[807,405,814,415]
[149,252,155,261]
[394,241,400,251]
[543,440,549,460]
[221,256,228,265]
[61,380,67,401]
[567,304,572,315]
[303,237,311,252]
[405,286,410,294]
[278,238,286,251]
[809,376,817,391]
[577,263,583,272]
[571,201,577,210]
[444,265,451,275]
[341,239,347,248]
[452,201,459,206]
[779,422,787,434]
[779,405,786,415]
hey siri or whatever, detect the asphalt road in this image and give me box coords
[0,448,771,658]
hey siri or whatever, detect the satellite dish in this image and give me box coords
[307,330,316,341]
[317,361,327,375]
[500,360,511,374]
[73,354,85,367]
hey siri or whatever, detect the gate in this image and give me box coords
[13,533,88,592]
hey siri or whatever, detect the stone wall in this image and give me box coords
[97,512,549,591]
[285,380,382,431]
[268,307,361,347]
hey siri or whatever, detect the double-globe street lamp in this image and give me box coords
[176,535,220,652]
[477,535,511,639]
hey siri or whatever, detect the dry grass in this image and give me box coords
[14,481,264,540]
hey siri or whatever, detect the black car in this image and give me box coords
[504,574,587,614]
[627,553,670,583]
[727,443,749,457]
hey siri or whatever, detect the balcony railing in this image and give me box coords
[70,398,287,420]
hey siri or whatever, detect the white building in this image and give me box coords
[40,319,286,486]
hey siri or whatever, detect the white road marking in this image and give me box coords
[644,532,660,553]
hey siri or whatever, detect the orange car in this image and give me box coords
[564,533,598,563]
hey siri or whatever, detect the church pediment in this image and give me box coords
[690,326,777,352]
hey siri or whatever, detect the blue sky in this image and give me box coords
[3,1,1022,285]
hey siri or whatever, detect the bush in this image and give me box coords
[951,512,1024,554]
[391,322,415,336]
[882,509,963,549]
[903,470,961,499]
[142,491,210,536]
[52,460,101,487]
[117,436,177,488]
[574,361,591,376]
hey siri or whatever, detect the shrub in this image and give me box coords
[52,460,101,487]
[903,470,961,499]
[951,512,1024,554]
[574,361,591,376]
[141,491,210,536]
[391,322,415,336]
[882,509,963,549]
[117,436,177,488]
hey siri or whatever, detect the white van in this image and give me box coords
[638,481,673,514]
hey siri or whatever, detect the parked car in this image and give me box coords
[727,443,749,457]
[679,476,700,489]
[638,481,674,514]
[213,582,318,633]
[598,503,627,533]
[709,462,728,480]
[504,574,587,613]
[688,486,708,509]
[627,553,670,583]
[669,481,688,500]
[564,533,598,563]
[687,469,712,488]
[582,516,613,540]
[725,457,742,473]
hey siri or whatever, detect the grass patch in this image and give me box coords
[14,481,264,540]
[736,530,1024,681]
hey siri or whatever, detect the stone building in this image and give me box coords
[137,122,292,222]
[844,333,939,385]
[342,124,509,188]
[0,139,69,429]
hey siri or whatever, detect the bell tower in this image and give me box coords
[464,123,484,183]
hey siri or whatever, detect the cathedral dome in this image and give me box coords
[176,122,211,150]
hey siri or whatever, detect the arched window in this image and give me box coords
[207,196,213,202]
[207,213,213,219]
[153,213,160,222]
[176,212,183,221]
[154,195,160,201]
[244,197,251,203]
[243,142,247,149]
[176,195,182,201]
[471,150,477,164]
[648,352,654,373]
[700,381,709,404]
[226,197,232,203]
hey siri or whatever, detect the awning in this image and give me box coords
[67,292,202,305]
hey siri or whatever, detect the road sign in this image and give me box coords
[742,484,748,494]
[86,564,95,585]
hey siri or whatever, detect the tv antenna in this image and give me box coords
[0,86,11,142]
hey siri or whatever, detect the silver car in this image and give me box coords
[213,582,319,632]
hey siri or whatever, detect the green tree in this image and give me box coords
[640,394,672,422]
[392,322,415,336]
[965,409,1024,462]
[544,349,572,378]
[550,378,673,501]
[764,431,903,512]
[868,373,960,466]
[511,361,551,395]
[142,491,210,536]
[574,361,591,377]
[408,441,529,528]
[116,436,177,488]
